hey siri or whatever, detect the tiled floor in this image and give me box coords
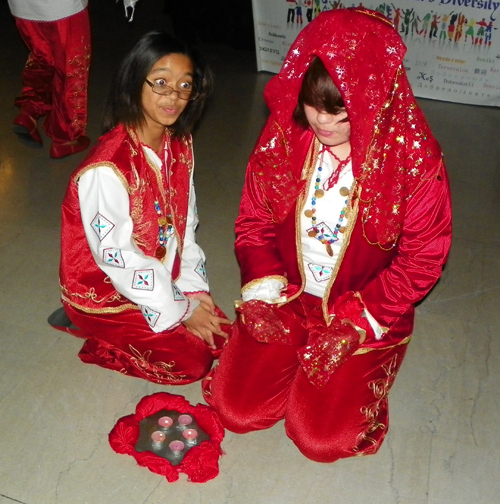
[1,2,499,503]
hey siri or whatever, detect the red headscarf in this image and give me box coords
[249,7,443,246]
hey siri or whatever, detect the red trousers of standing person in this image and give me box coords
[61,302,228,386]
[14,8,90,146]
[203,293,409,463]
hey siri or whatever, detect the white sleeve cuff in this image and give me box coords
[241,279,286,303]
[362,308,387,341]
[181,298,201,322]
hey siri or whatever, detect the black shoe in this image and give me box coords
[47,306,79,330]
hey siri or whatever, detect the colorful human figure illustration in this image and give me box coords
[385,4,393,20]
[421,12,432,36]
[464,18,476,44]
[484,21,495,46]
[454,13,467,42]
[287,0,297,23]
[448,13,458,40]
[314,0,321,18]
[439,13,452,41]
[400,7,414,36]
[411,13,421,36]
[429,13,440,39]
[392,6,402,32]
[296,0,304,24]
[305,0,313,22]
[474,18,488,45]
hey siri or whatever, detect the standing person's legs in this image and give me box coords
[45,8,91,158]
[285,343,408,463]
[12,18,55,147]
[204,299,309,432]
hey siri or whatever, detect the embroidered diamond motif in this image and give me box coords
[195,259,208,282]
[102,248,125,268]
[132,269,154,291]
[140,305,160,328]
[172,282,185,301]
[90,213,114,241]
[308,263,333,283]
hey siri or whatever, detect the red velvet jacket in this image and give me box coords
[60,124,192,314]
[234,8,452,348]
[235,130,451,348]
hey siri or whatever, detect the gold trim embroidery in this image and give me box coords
[128,345,185,383]
[74,161,130,192]
[354,335,410,355]
[353,353,400,453]
[286,138,318,305]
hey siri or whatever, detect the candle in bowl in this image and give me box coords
[182,428,198,442]
[169,440,185,453]
[151,430,166,443]
[158,416,173,428]
[177,414,193,426]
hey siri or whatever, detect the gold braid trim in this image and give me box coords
[321,180,360,324]
[241,275,288,294]
[287,137,318,306]
[61,293,139,315]
[353,335,411,355]
[73,161,130,192]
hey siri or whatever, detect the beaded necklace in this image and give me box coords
[154,200,173,260]
[151,134,174,260]
[304,145,351,257]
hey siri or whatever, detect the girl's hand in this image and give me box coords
[182,304,231,349]
[185,292,216,314]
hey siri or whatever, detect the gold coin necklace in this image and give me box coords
[304,146,351,257]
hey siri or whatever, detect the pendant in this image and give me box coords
[155,246,167,260]
[304,209,313,218]
[339,226,346,234]
[326,243,333,257]
[166,216,173,225]
[314,189,325,199]
[158,217,167,226]
[339,187,349,197]
[308,229,318,238]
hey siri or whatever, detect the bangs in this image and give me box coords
[300,56,344,112]
[293,56,344,127]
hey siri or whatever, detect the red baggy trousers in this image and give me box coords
[14,8,90,143]
[204,294,408,463]
[63,302,227,385]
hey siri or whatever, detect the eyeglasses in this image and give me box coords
[145,79,199,101]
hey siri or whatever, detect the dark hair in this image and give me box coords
[101,31,214,136]
[293,56,345,128]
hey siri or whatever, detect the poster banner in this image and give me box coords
[251,0,500,107]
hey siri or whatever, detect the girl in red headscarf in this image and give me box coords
[203,8,452,463]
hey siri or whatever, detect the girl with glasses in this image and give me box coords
[50,31,231,385]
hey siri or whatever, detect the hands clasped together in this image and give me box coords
[183,292,231,349]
